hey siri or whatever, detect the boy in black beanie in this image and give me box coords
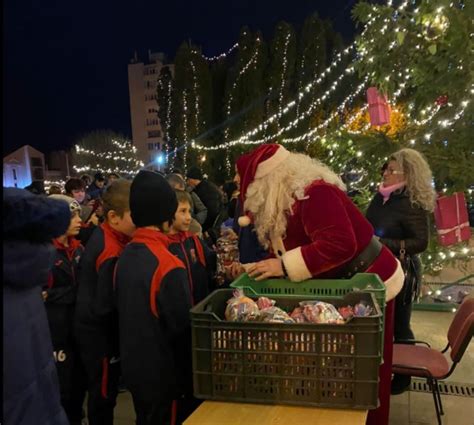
[115,170,192,425]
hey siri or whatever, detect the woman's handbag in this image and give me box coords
[399,240,422,304]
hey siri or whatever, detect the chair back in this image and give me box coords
[448,298,474,362]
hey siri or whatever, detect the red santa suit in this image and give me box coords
[237,144,404,425]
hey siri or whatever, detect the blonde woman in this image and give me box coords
[366,148,435,395]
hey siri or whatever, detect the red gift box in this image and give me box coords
[367,87,391,126]
[434,192,471,246]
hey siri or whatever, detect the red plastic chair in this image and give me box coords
[392,297,474,425]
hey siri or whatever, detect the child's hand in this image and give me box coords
[42,291,48,301]
[225,262,244,280]
[87,214,99,226]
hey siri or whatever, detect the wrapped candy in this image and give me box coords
[338,303,374,319]
[353,302,374,317]
[298,301,345,324]
[338,306,354,320]
[258,307,295,324]
[225,289,260,322]
[257,297,275,310]
[290,307,306,323]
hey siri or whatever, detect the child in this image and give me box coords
[115,170,193,425]
[75,179,135,425]
[44,194,87,425]
[167,189,216,305]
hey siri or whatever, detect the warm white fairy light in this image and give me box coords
[201,43,238,61]
[165,80,173,164]
[183,93,189,173]
[224,41,261,142]
[190,58,200,134]
[278,33,291,120]
[192,0,419,152]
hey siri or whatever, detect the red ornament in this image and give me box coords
[435,95,449,106]
[367,87,391,126]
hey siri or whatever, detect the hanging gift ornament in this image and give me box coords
[421,13,450,41]
[367,87,391,126]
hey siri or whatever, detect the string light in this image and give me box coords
[183,93,189,173]
[201,43,239,61]
[192,0,417,151]
[190,57,200,134]
[278,32,291,120]
[224,38,261,143]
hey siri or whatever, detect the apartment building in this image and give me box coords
[128,50,173,168]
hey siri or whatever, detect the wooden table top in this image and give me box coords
[184,400,368,425]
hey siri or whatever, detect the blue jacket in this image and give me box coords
[3,188,70,425]
[167,231,217,305]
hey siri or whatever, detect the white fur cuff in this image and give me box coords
[282,247,313,282]
[384,259,404,301]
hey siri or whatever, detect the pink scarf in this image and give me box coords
[378,181,406,203]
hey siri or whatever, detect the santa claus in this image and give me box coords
[236,143,404,425]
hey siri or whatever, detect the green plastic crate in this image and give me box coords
[230,273,385,308]
[231,273,386,352]
[191,289,383,409]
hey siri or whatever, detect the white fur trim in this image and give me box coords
[384,259,404,301]
[282,247,312,282]
[238,215,251,227]
[255,146,290,178]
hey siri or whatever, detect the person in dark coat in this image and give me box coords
[186,167,225,240]
[45,194,87,425]
[75,180,135,425]
[86,172,106,200]
[3,188,70,425]
[115,171,193,425]
[366,148,435,395]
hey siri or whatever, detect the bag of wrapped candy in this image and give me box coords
[293,301,345,324]
[225,289,260,322]
[215,230,240,287]
[258,306,295,324]
[338,302,374,319]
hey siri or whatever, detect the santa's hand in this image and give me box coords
[247,259,284,281]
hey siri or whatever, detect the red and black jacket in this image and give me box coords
[45,237,84,305]
[75,222,131,333]
[167,231,216,305]
[115,228,192,403]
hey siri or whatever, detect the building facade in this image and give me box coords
[3,145,45,189]
[128,50,173,168]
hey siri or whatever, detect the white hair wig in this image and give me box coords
[244,151,346,248]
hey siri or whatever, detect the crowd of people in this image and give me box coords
[3,145,435,425]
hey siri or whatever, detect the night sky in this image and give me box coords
[4,0,360,156]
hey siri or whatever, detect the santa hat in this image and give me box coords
[236,143,290,227]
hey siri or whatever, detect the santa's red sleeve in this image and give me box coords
[281,183,359,281]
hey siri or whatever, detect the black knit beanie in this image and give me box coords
[186,166,203,180]
[130,170,178,227]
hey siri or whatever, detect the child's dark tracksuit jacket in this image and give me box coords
[74,222,131,425]
[44,237,86,423]
[167,231,217,305]
[115,228,192,417]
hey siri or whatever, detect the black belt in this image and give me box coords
[339,236,383,279]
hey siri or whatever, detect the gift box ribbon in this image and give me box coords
[436,192,470,243]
